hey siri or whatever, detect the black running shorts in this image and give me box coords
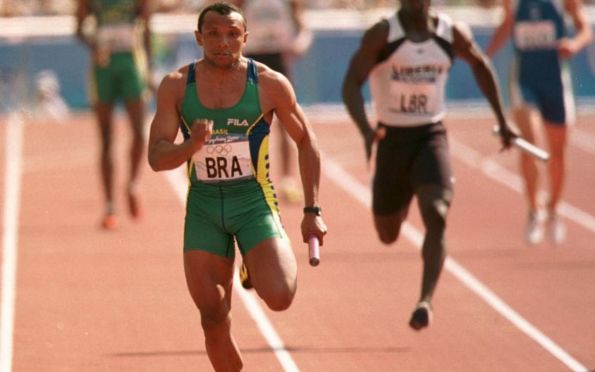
[372,122,454,215]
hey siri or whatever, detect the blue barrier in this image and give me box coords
[1,24,595,111]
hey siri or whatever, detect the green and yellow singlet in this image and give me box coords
[89,0,148,103]
[181,60,274,190]
[180,59,286,257]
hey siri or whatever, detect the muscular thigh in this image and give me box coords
[536,82,573,126]
[184,249,235,313]
[373,123,453,215]
[91,63,117,104]
[511,60,573,125]
[410,126,453,192]
[112,53,146,101]
[184,187,235,257]
[243,236,297,293]
[373,130,414,215]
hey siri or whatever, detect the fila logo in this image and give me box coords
[227,118,249,127]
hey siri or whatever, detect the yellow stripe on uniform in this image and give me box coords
[87,65,98,104]
[247,116,281,221]
[180,116,196,180]
[246,114,264,135]
[254,133,281,219]
[248,115,288,240]
[246,114,264,178]
[256,138,287,240]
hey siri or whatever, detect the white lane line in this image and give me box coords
[1,113,24,372]
[322,153,588,372]
[232,275,299,372]
[449,137,595,234]
[163,169,299,372]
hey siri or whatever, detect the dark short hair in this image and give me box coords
[197,2,246,32]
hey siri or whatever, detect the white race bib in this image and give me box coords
[514,21,557,50]
[193,135,254,182]
[389,81,436,116]
[97,24,136,52]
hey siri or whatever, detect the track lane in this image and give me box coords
[1,111,593,371]
[7,114,281,371]
[283,114,595,370]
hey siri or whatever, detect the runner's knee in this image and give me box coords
[374,212,406,244]
[199,302,231,334]
[191,281,232,334]
[417,188,451,233]
[377,226,400,245]
[259,281,296,311]
[419,201,447,232]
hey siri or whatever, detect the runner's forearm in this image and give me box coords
[148,139,199,171]
[342,80,373,137]
[470,59,507,125]
[296,137,321,208]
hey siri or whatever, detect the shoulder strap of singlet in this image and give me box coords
[186,62,196,85]
[247,58,258,85]
[377,17,406,65]
[432,14,454,62]
[180,62,196,141]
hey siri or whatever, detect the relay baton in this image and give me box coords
[492,126,550,162]
[308,236,320,267]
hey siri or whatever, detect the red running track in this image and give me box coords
[1,109,594,371]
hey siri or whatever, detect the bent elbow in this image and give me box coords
[148,162,160,172]
[148,155,163,172]
[341,79,353,101]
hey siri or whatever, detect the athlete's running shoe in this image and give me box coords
[409,301,433,331]
[547,214,566,245]
[239,262,253,290]
[525,210,545,245]
[101,214,118,230]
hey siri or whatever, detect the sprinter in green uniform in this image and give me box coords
[147,3,326,371]
[76,0,152,229]
[179,59,286,257]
